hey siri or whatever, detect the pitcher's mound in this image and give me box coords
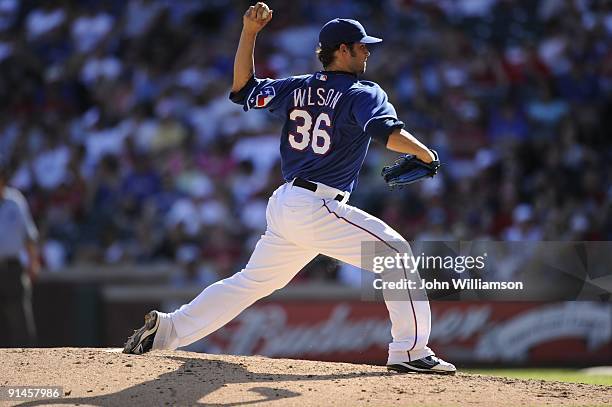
[1,348,609,406]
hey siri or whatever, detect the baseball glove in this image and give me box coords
[381,150,440,187]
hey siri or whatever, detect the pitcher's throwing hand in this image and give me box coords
[243,2,272,34]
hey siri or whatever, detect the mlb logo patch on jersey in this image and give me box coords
[254,86,276,108]
[315,73,328,81]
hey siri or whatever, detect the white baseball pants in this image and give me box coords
[154,181,434,362]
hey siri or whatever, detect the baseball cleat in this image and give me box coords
[387,355,456,375]
[122,311,160,355]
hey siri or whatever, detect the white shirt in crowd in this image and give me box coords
[71,12,114,54]
[26,7,65,40]
[0,187,38,260]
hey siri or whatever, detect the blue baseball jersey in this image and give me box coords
[230,71,404,192]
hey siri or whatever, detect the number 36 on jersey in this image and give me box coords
[288,109,332,155]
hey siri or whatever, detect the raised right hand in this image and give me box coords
[243,2,273,35]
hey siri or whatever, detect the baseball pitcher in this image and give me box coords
[124,2,455,375]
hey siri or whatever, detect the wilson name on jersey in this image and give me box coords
[293,87,343,109]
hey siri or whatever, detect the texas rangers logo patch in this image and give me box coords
[253,86,275,108]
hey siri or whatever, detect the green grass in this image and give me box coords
[466,369,612,386]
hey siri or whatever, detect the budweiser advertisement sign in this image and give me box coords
[199,301,612,365]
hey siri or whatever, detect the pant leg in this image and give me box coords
[4,293,36,347]
[0,262,36,347]
[163,193,317,349]
[296,198,434,362]
[20,273,37,347]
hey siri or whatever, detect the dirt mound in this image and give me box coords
[1,348,609,406]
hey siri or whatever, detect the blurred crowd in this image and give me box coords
[0,0,610,284]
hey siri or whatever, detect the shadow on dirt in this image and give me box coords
[19,355,390,406]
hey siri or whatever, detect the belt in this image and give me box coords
[293,178,344,202]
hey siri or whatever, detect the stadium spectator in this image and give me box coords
[0,0,608,284]
[0,164,40,346]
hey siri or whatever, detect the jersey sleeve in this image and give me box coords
[229,75,302,113]
[352,85,404,144]
[10,189,39,242]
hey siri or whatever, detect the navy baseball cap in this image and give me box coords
[319,18,382,48]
